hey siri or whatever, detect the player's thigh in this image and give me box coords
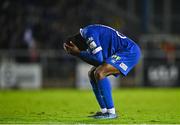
[95,63,120,77]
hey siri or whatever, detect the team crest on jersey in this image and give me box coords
[86,37,94,44]
[86,37,97,49]
[89,41,97,49]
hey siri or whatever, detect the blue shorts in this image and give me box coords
[105,44,141,76]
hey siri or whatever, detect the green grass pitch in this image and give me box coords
[0,88,180,124]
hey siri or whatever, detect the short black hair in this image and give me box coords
[65,33,88,51]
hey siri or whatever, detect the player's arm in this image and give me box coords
[64,29,104,66]
[64,42,103,66]
[79,48,103,66]
[78,52,102,66]
[79,30,104,65]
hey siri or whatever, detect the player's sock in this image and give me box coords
[101,108,107,113]
[107,108,116,114]
[90,80,107,111]
[97,77,115,113]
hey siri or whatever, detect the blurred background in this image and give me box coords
[0,0,180,89]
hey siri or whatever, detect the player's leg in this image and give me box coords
[94,63,120,81]
[93,63,120,119]
[94,63,119,111]
[88,67,107,114]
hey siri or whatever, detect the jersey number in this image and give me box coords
[116,31,127,39]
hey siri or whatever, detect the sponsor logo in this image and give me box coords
[111,60,116,63]
[112,55,121,61]
[119,62,128,71]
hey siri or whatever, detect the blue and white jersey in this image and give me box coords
[80,24,138,59]
[79,24,141,75]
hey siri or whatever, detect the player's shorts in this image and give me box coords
[105,44,141,76]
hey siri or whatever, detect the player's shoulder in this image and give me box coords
[80,24,109,36]
[82,24,113,30]
[80,25,97,38]
[81,24,98,33]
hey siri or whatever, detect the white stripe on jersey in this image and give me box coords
[92,46,102,54]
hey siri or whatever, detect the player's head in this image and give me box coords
[65,33,88,51]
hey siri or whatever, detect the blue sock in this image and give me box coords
[90,80,107,109]
[97,77,114,109]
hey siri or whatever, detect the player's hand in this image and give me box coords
[63,41,80,56]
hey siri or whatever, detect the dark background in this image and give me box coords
[0,0,180,88]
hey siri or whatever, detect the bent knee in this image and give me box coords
[88,67,96,80]
[88,70,93,79]
[94,69,106,80]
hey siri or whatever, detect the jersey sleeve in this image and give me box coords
[79,28,104,65]
[80,28,102,55]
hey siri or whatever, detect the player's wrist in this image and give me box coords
[69,49,80,56]
[74,50,81,56]
[79,51,86,57]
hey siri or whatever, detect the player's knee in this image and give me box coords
[88,67,96,80]
[94,69,105,81]
[88,70,93,80]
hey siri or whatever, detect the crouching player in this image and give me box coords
[63,24,141,119]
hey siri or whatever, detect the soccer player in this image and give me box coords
[63,24,141,119]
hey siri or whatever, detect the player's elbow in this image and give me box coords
[96,60,103,65]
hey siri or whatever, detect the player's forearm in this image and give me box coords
[78,51,103,66]
[78,56,100,66]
